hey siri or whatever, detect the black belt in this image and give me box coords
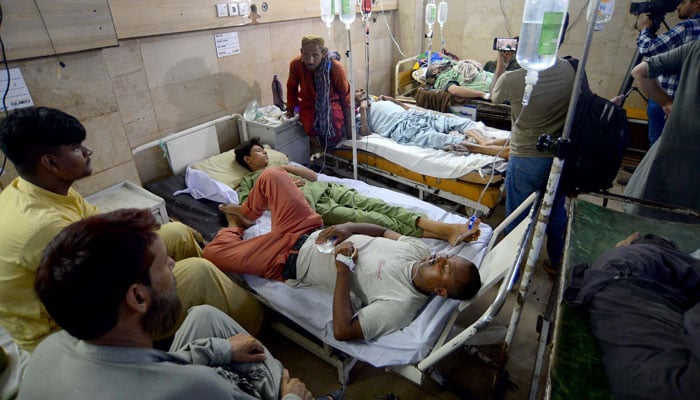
[283,228,322,279]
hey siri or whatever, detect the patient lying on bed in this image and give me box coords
[203,167,482,341]
[236,138,481,246]
[565,232,700,399]
[356,90,509,159]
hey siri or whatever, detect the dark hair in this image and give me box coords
[35,209,160,340]
[0,107,86,173]
[449,261,481,301]
[234,137,263,171]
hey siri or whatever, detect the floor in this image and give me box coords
[257,159,638,400]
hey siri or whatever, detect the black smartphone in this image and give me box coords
[493,37,518,51]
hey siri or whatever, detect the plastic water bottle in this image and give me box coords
[516,0,569,105]
[437,0,448,28]
[243,100,258,121]
[271,75,285,111]
[587,0,614,31]
[339,0,356,29]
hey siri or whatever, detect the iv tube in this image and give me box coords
[320,0,336,38]
[516,0,569,105]
[437,0,448,48]
[339,0,356,29]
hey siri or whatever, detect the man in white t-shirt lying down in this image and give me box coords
[203,167,482,341]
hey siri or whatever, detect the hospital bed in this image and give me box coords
[394,56,512,130]
[529,199,700,399]
[322,111,510,216]
[138,115,540,390]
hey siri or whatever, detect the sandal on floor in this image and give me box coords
[316,386,345,400]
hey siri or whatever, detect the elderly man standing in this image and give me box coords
[286,35,350,149]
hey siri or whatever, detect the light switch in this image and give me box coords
[239,2,250,16]
[216,3,229,17]
[228,3,240,16]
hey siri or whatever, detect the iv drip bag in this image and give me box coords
[587,0,614,31]
[339,0,356,28]
[320,0,336,28]
[516,0,569,105]
[362,0,372,17]
[437,0,448,27]
[425,0,437,34]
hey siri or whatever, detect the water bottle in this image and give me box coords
[271,75,285,111]
[437,0,448,28]
[339,0,356,29]
[587,0,614,31]
[320,0,336,28]
[244,100,258,121]
[516,0,569,105]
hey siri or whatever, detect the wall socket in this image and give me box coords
[216,3,229,17]
[228,3,240,16]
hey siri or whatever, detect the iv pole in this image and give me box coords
[345,23,358,180]
[494,0,604,394]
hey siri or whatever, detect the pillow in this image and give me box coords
[190,145,289,189]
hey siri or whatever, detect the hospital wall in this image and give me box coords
[397,0,681,109]
[0,12,399,194]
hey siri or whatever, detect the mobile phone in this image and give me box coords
[493,37,518,51]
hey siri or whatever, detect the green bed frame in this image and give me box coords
[547,199,700,399]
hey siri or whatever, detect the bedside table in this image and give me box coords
[243,119,310,164]
[85,181,169,224]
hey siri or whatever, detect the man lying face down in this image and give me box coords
[21,209,314,400]
[203,167,482,341]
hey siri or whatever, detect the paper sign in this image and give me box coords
[0,68,34,112]
[215,32,241,58]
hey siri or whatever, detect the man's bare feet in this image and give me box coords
[447,219,482,247]
[219,204,255,228]
[615,232,640,247]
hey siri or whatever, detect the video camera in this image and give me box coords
[629,0,681,32]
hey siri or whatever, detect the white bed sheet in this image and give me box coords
[337,126,509,180]
[241,173,492,368]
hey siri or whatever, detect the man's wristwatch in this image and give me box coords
[335,253,355,271]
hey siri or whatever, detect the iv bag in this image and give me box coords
[362,0,372,17]
[587,0,614,31]
[339,0,356,28]
[437,1,448,27]
[320,0,336,28]
[425,0,437,27]
[516,0,569,72]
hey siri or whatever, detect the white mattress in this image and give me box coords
[337,126,509,180]
[243,173,492,367]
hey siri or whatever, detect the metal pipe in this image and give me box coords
[346,28,358,180]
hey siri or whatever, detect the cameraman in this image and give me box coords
[636,0,700,146]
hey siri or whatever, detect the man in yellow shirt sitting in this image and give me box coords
[0,107,263,351]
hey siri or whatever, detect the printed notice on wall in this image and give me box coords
[0,68,34,112]
[214,32,241,58]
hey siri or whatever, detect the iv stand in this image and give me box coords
[493,1,604,396]
[346,28,358,181]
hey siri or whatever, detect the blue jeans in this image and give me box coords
[647,99,666,146]
[505,156,567,268]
